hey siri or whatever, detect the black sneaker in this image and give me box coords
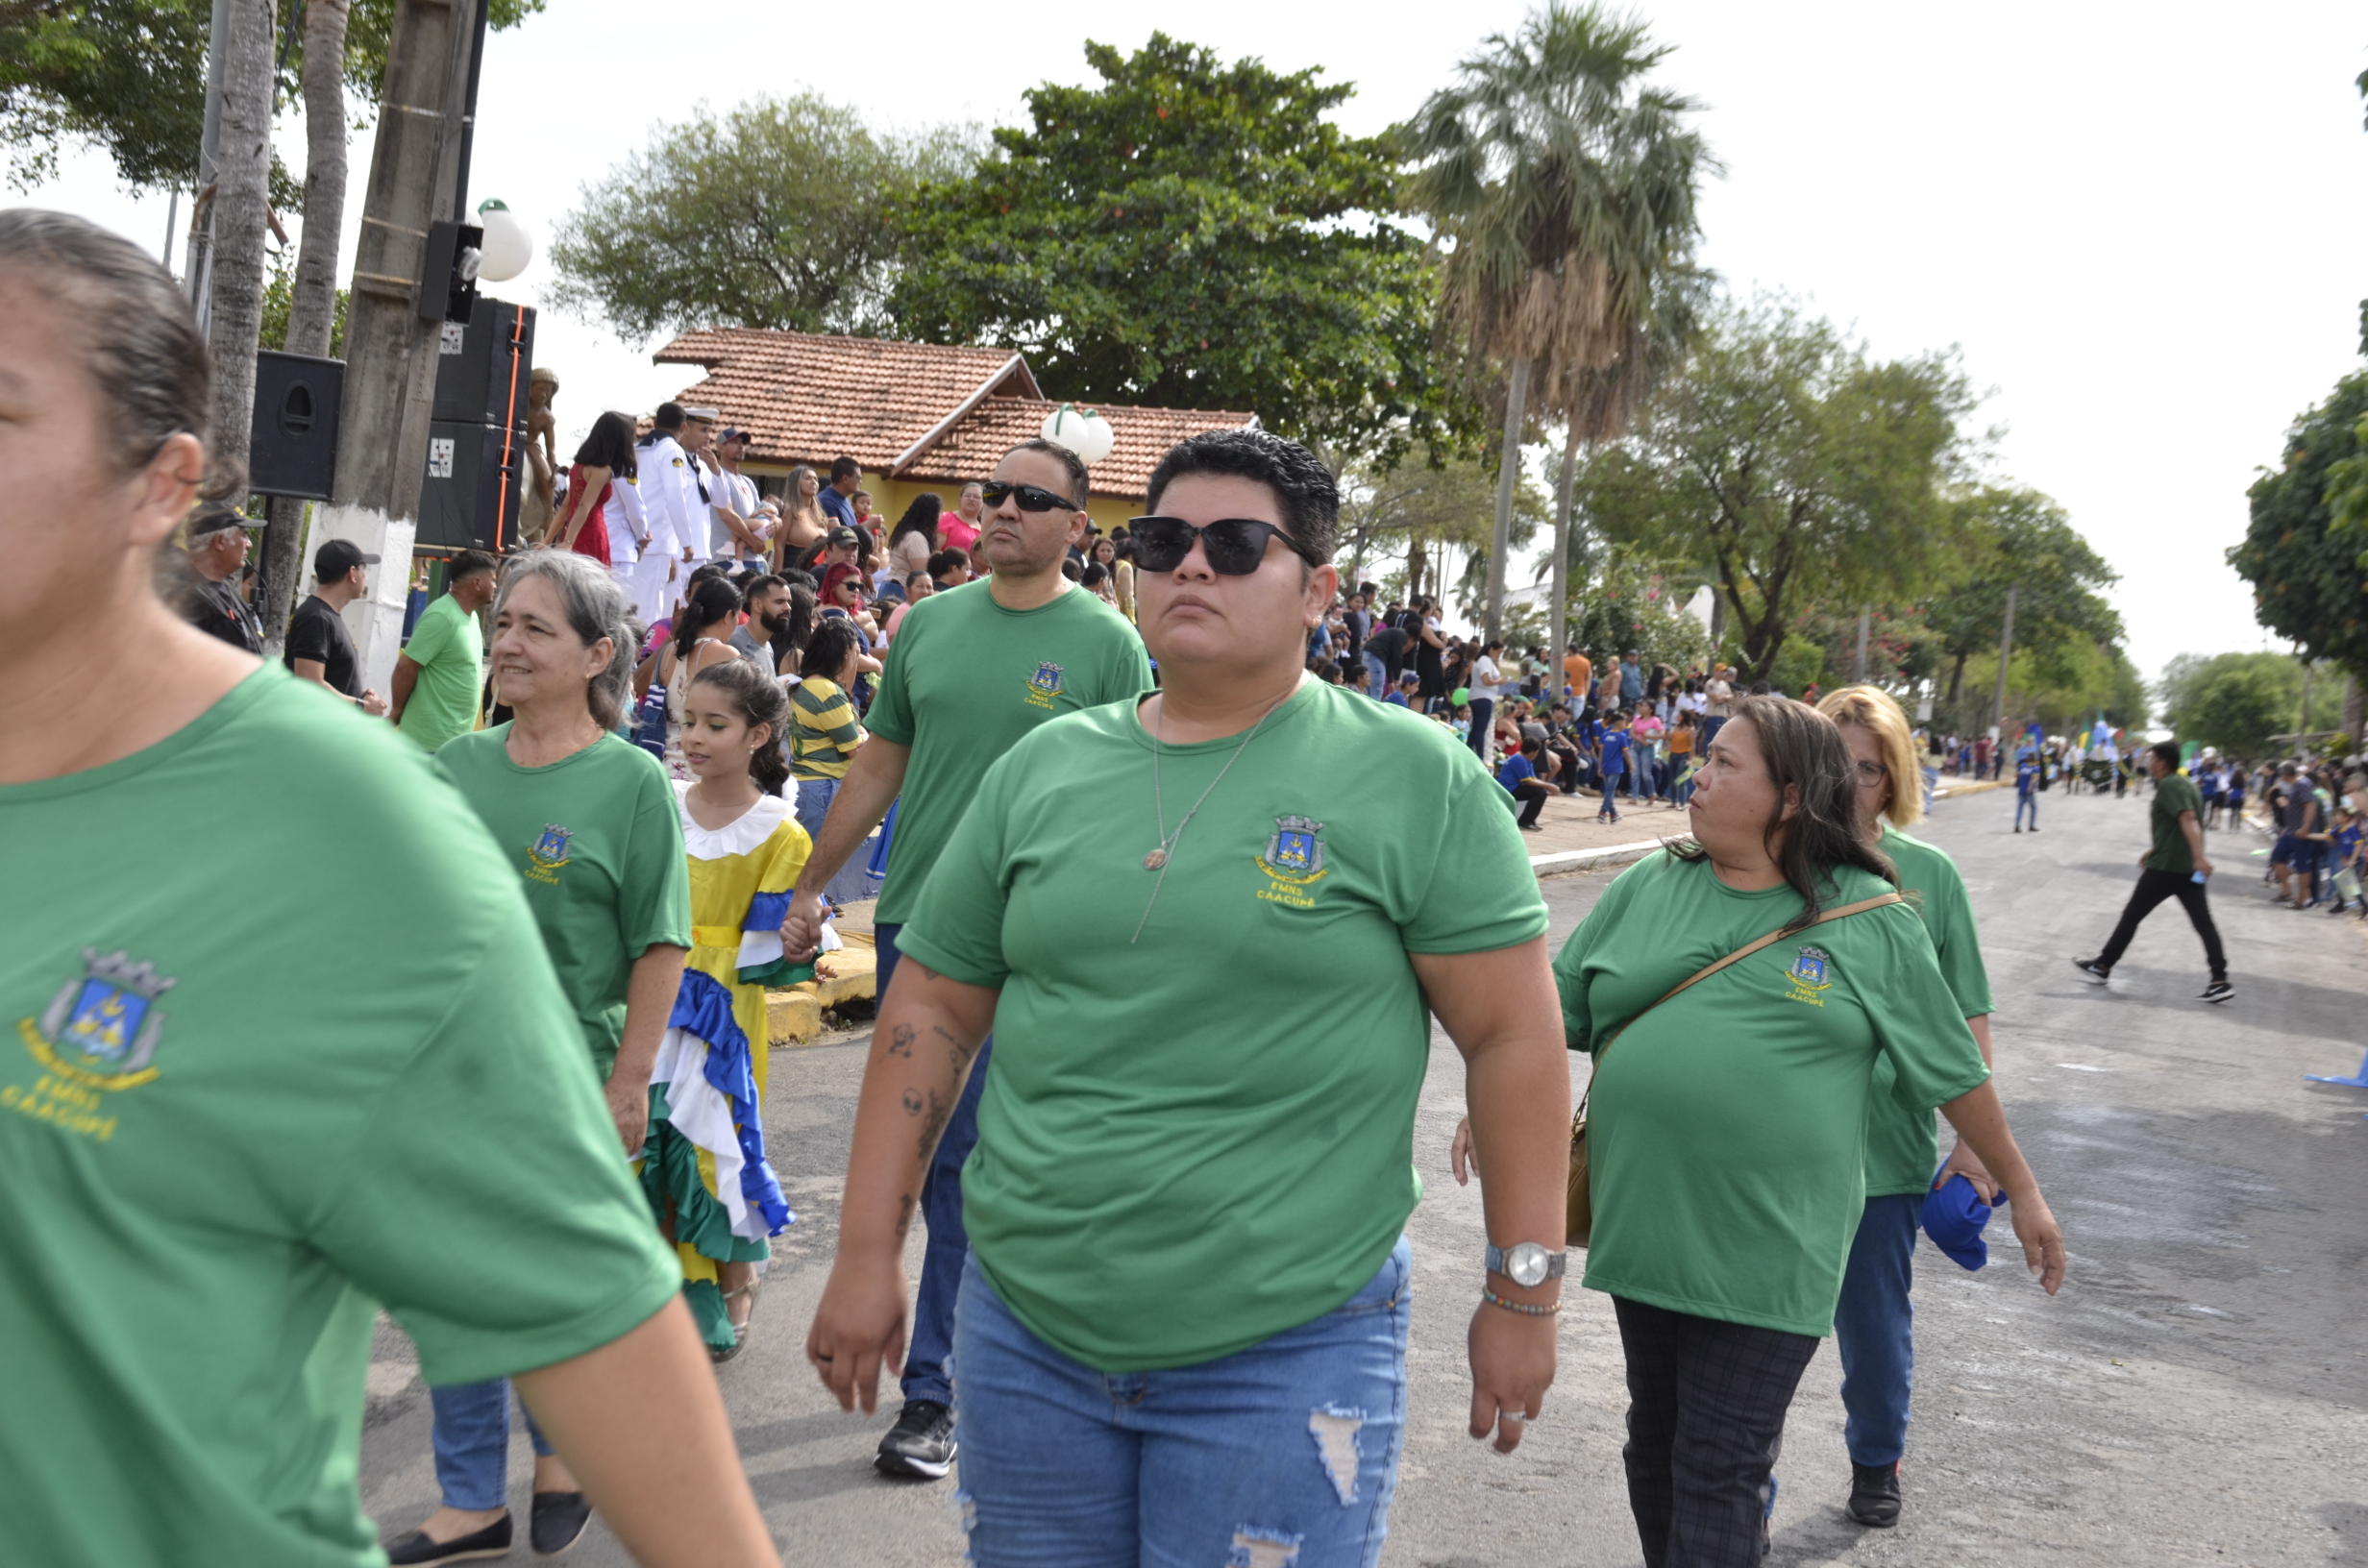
[2070,958,2109,985]
[530,1491,591,1557]
[385,1515,513,1565]
[1847,1461,1901,1528]
[2200,980,2234,1004]
[876,1399,956,1480]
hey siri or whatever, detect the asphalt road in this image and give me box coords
[358,782,2368,1566]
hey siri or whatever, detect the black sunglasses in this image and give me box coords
[979,480,1080,513]
[1128,516,1320,576]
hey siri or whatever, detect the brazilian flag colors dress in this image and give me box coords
[641,782,813,1351]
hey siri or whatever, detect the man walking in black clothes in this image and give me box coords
[2073,742,2232,1003]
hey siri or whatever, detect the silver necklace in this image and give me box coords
[1132,691,1289,944]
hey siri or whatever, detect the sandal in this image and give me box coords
[711,1277,764,1363]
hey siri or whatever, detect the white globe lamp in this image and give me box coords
[474,199,534,282]
[1040,402,1115,465]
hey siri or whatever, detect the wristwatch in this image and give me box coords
[1485,1242,1567,1288]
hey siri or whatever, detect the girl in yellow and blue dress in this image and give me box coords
[643,657,817,1360]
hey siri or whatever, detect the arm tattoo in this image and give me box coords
[887,1023,914,1058]
[917,1087,952,1163]
[900,1088,924,1116]
[895,1193,916,1239]
[913,961,942,982]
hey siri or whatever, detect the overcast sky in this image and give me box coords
[19,0,2367,682]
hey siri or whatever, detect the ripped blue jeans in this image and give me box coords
[951,1237,1412,1568]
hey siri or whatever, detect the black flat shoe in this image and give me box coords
[1847,1460,1901,1528]
[530,1490,592,1557]
[385,1513,513,1565]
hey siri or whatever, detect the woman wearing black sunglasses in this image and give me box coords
[809,428,1571,1563]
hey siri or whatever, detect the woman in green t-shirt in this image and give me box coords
[398,551,697,1564]
[805,429,1573,1563]
[1548,696,2064,1568]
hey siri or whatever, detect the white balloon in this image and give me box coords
[475,199,534,282]
[1040,402,1115,465]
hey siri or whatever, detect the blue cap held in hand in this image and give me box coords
[1920,1171,1994,1271]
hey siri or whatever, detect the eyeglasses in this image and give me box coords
[1128,516,1320,576]
[1854,760,1888,782]
[979,480,1079,513]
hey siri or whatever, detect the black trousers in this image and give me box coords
[1506,777,1552,827]
[1614,1297,1820,1568]
[2097,868,2227,982]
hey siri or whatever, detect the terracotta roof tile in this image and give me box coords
[654,329,1253,502]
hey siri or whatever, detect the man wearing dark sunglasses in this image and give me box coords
[783,436,1150,1482]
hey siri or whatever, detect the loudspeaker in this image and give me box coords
[417,419,527,551]
[432,297,536,428]
[248,351,344,501]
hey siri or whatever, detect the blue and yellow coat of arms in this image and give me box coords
[1023,661,1066,710]
[525,822,573,885]
[1783,944,1832,1007]
[1255,816,1330,909]
[20,947,175,1090]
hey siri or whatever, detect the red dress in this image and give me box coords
[560,463,613,565]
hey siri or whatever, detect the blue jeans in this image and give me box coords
[951,1237,1413,1567]
[1599,769,1624,811]
[1362,652,1389,701]
[1467,698,1493,758]
[429,1380,552,1511]
[875,921,992,1409]
[2014,791,2037,828]
[1832,1193,1920,1467]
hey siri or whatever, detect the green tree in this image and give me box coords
[2232,369,2368,677]
[1,0,539,194]
[890,35,1451,464]
[1580,294,1974,681]
[1921,485,2122,713]
[1335,455,1545,608]
[2162,652,2304,755]
[1401,0,1713,641]
[549,94,976,340]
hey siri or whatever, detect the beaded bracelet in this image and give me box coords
[1480,1286,1562,1316]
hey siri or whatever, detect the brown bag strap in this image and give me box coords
[1577,891,1905,1122]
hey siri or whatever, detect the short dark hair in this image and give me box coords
[802,615,865,684]
[448,549,499,584]
[1004,437,1091,508]
[2152,741,2182,770]
[829,455,860,482]
[653,402,684,430]
[739,572,786,606]
[1145,429,1338,565]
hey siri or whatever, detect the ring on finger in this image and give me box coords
[1500,1411,1525,1425]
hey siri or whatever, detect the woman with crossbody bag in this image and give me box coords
[1456,696,2063,1568]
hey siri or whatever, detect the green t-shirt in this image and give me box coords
[2148,772,2204,873]
[899,680,1548,1371]
[864,578,1150,923]
[1862,825,1994,1196]
[1554,852,1989,1337]
[396,592,482,754]
[0,671,679,1568]
[435,727,692,1078]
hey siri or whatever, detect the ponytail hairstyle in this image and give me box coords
[689,658,791,796]
[673,576,744,664]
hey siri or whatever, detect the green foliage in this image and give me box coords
[258,249,344,355]
[1561,548,1711,673]
[890,35,1452,464]
[2231,370,2368,674]
[548,93,975,340]
[1922,484,2122,703]
[1952,638,2150,740]
[1,0,540,194]
[1769,634,1826,697]
[2158,651,2346,756]
[1580,292,1975,681]
[1336,454,1545,607]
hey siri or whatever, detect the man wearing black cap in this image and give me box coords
[284,537,386,716]
[183,503,262,654]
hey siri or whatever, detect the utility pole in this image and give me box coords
[1853,606,1870,686]
[181,0,233,329]
[1990,585,2018,740]
[312,0,482,697]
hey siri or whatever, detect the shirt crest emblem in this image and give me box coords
[1255,816,1330,909]
[18,947,175,1090]
[526,823,574,885]
[1784,944,1832,1006]
[1024,661,1066,709]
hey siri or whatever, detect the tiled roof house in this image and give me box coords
[653,329,1256,531]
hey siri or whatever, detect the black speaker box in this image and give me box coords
[249,351,344,501]
[417,419,527,551]
[432,297,536,429]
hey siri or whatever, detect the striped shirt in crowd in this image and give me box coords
[791,676,863,781]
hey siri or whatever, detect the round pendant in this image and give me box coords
[1143,848,1168,870]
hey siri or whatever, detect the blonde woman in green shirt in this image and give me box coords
[806,429,1571,1562]
[1545,696,2063,1568]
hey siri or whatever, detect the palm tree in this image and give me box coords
[1403,2,1714,648]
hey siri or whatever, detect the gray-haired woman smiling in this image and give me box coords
[398,551,695,1561]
